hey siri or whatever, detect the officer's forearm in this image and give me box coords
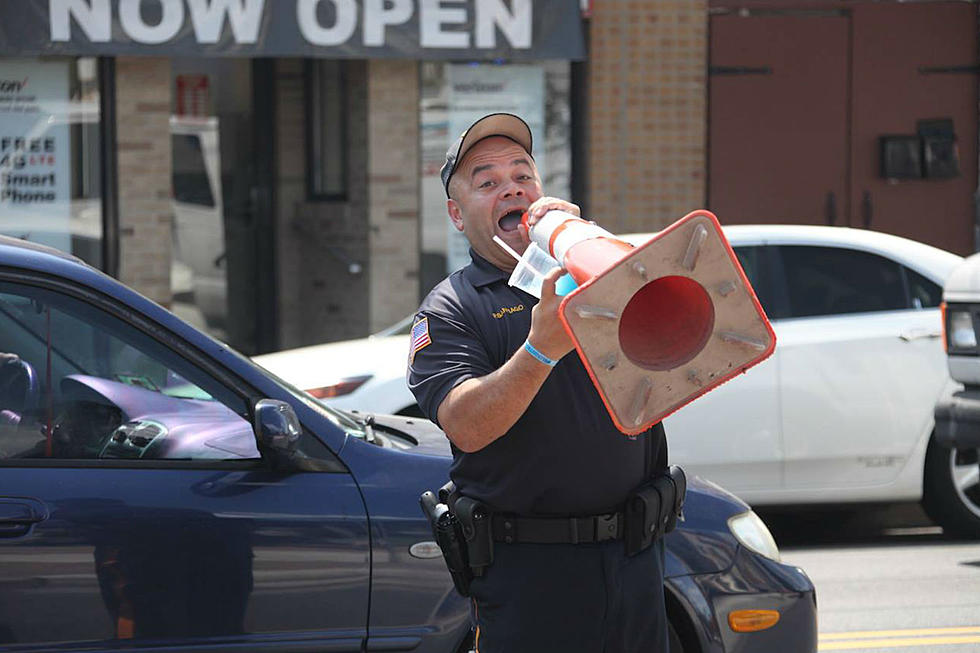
[437,346,554,452]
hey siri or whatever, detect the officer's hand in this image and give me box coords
[527,267,575,362]
[519,197,582,242]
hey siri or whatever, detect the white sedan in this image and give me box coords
[254,225,971,533]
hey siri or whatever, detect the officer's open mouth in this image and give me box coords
[498,210,524,232]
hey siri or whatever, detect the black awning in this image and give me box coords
[0,0,586,61]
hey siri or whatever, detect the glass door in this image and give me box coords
[170,58,266,355]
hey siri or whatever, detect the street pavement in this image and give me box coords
[764,505,980,653]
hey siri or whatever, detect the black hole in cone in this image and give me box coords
[618,276,714,371]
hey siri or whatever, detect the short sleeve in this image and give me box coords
[407,309,493,426]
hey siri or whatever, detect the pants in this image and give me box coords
[468,539,668,653]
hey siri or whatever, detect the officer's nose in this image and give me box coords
[501,183,525,199]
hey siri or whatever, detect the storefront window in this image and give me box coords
[307,59,347,200]
[170,58,256,353]
[419,61,571,295]
[0,57,103,267]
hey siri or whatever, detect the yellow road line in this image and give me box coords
[820,635,980,650]
[821,626,980,641]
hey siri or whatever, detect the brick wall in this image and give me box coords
[367,60,420,334]
[275,59,370,349]
[587,0,708,234]
[115,57,173,304]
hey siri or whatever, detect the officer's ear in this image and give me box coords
[447,199,465,233]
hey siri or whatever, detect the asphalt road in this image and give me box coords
[762,504,980,653]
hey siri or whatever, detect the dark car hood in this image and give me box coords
[353,411,452,456]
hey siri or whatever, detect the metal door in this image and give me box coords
[708,10,850,226]
[709,2,979,255]
[849,2,978,255]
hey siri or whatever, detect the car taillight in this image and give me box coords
[307,375,372,399]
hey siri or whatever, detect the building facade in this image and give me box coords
[1,0,975,355]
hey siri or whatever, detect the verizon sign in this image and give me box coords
[0,0,585,60]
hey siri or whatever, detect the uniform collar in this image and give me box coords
[463,249,510,287]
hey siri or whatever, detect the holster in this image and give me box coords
[419,487,473,597]
[453,495,494,576]
[426,481,494,583]
[623,465,687,557]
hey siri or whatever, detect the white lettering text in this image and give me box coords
[186,0,264,44]
[420,0,469,48]
[362,0,412,47]
[476,0,531,49]
[297,0,357,46]
[119,0,185,44]
[50,0,111,42]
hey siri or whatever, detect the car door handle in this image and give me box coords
[0,497,49,538]
[899,328,942,342]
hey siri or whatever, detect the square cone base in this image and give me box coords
[558,211,775,435]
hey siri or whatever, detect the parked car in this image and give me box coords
[0,235,815,652]
[255,225,969,531]
[932,252,980,537]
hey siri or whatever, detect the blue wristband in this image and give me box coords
[524,339,558,367]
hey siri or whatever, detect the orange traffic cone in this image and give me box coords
[525,209,775,435]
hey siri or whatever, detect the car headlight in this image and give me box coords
[947,308,978,352]
[307,375,372,399]
[727,510,781,562]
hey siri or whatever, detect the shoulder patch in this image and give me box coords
[410,316,432,363]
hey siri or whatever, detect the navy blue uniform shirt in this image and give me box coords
[407,250,666,516]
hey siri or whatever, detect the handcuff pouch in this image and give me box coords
[452,495,493,576]
[623,465,687,557]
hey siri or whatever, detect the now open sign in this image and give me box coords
[0,0,585,61]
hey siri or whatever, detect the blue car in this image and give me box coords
[0,235,816,652]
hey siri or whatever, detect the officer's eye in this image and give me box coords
[478,180,495,189]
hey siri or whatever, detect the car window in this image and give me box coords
[777,245,907,318]
[172,134,216,207]
[906,267,942,309]
[0,282,258,462]
[732,245,780,317]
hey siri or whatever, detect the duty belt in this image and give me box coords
[490,512,623,545]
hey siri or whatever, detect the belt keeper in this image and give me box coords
[569,518,579,544]
[596,514,619,542]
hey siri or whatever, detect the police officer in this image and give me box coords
[408,113,669,653]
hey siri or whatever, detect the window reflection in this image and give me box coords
[0,284,257,462]
[0,57,103,267]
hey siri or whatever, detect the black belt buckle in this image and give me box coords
[595,513,619,542]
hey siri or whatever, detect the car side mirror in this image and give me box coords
[253,399,301,469]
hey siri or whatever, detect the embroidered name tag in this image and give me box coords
[492,304,525,319]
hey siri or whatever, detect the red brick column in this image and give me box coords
[115,57,173,305]
[587,0,708,233]
[367,59,419,333]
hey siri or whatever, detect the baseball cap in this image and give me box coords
[440,113,534,198]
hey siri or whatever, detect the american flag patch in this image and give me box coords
[410,317,432,363]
